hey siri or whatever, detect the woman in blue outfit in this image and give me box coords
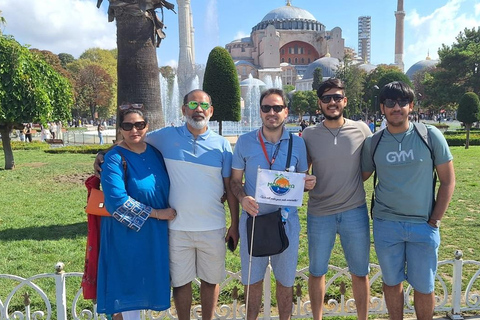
[98,105,177,320]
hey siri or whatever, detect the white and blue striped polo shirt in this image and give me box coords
[146,124,232,231]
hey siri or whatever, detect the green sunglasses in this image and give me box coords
[187,101,211,110]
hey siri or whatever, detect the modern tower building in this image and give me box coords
[358,16,371,63]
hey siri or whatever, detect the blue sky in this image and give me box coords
[1,0,479,72]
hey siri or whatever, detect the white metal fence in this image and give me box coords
[1,251,480,320]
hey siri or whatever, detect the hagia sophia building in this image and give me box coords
[221,0,437,91]
[174,0,438,96]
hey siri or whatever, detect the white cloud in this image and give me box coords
[233,30,249,40]
[0,0,116,57]
[405,0,480,69]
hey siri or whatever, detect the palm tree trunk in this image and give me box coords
[115,8,164,131]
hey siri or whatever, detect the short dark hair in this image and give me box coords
[183,89,212,105]
[317,78,345,98]
[379,81,414,104]
[260,88,287,106]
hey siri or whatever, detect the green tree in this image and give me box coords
[292,90,318,122]
[424,27,480,111]
[79,48,118,117]
[377,70,412,89]
[312,67,323,91]
[97,0,175,131]
[0,36,73,169]
[58,53,75,69]
[335,54,367,117]
[75,64,114,120]
[457,92,480,149]
[203,46,241,135]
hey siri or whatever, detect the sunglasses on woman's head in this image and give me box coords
[119,103,144,110]
[120,121,147,131]
[187,101,211,110]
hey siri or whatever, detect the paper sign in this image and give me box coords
[254,168,306,207]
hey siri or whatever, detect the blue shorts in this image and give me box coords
[239,210,300,287]
[373,218,440,294]
[307,204,370,277]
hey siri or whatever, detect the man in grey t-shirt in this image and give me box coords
[302,78,371,320]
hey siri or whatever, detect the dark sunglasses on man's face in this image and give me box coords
[319,94,345,104]
[187,101,211,110]
[383,99,410,108]
[260,104,285,113]
[120,121,147,131]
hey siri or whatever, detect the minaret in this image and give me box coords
[176,0,196,98]
[394,0,405,71]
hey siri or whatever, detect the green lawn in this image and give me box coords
[0,146,479,312]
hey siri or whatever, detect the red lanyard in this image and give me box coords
[258,130,281,169]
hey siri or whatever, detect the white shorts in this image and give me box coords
[169,228,227,288]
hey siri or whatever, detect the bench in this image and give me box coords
[45,139,64,145]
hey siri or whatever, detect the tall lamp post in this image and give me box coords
[373,85,380,132]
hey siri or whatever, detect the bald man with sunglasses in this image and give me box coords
[95,90,239,320]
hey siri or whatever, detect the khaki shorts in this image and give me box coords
[169,228,227,288]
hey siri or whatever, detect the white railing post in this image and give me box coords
[54,262,68,320]
[263,263,272,319]
[448,250,464,320]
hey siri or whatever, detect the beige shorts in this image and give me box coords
[169,228,227,288]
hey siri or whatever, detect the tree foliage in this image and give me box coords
[312,67,323,91]
[0,36,73,169]
[292,90,318,121]
[58,53,75,69]
[424,27,480,110]
[203,46,241,135]
[457,92,480,149]
[75,64,114,120]
[335,54,367,117]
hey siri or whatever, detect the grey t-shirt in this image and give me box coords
[302,119,372,216]
[361,123,453,222]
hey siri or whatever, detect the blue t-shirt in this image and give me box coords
[361,123,453,222]
[232,128,308,215]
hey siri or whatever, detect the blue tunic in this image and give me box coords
[97,145,170,314]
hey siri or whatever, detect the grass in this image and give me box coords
[0,146,479,316]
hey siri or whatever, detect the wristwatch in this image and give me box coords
[428,219,441,228]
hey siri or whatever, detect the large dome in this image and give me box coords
[406,58,439,79]
[303,57,341,80]
[261,5,316,22]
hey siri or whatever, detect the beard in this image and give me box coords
[185,114,211,130]
[323,113,342,121]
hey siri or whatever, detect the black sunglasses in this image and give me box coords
[260,104,285,113]
[120,121,147,131]
[319,94,345,104]
[383,99,410,108]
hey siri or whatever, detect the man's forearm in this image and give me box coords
[230,179,246,203]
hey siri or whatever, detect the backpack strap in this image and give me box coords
[369,129,385,217]
[412,122,437,210]
[285,132,293,171]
